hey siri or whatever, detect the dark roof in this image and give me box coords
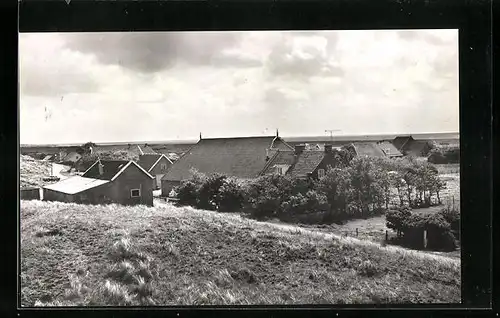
[288,151,325,178]
[377,141,404,157]
[83,160,129,180]
[162,136,293,181]
[351,143,386,157]
[139,145,156,154]
[138,154,163,171]
[405,140,430,157]
[261,150,296,175]
[392,136,414,151]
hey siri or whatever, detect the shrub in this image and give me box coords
[438,206,460,241]
[280,190,329,219]
[215,177,246,212]
[176,180,200,207]
[197,174,227,210]
[387,208,458,251]
[175,169,207,207]
[386,207,412,237]
[243,174,294,219]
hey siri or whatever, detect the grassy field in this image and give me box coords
[21,200,460,306]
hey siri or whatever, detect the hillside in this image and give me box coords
[20,155,52,188]
[21,200,460,306]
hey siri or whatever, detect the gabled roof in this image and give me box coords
[138,154,173,172]
[260,150,296,175]
[43,176,110,195]
[162,136,293,181]
[377,141,404,157]
[288,151,326,178]
[351,143,386,157]
[83,159,154,181]
[392,135,414,151]
[138,145,157,155]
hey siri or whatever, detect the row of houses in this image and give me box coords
[32,133,433,207]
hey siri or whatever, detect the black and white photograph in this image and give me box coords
[19,29,461,306]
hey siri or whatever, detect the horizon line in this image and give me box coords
[20,131,460,147]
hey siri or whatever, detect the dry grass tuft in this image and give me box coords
[103,280,133,305]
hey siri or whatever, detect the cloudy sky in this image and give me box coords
[19,30,458,145]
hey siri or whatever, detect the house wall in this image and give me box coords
[43,183,113,205]
[149,157,172,176]
[107,164,154,206]
[20,188,40,200]
[161,180,181,197]
[149,157,172,189]
[311,154,339,180]
[43,189,76,203]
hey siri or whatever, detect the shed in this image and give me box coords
[43,159,155,206]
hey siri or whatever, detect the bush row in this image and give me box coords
[173,155,451,224]
[386,205,460,251]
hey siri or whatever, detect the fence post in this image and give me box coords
[356,228,358,237]
[385,230,388,241]
[423,229,428,249]
[452,196,455,210]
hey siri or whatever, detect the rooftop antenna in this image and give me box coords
[276,128,279,137]
[199,132,202,140]
[325,129,342,143]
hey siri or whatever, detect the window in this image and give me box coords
[318,169,325,179]
[161,163,167,171]
[276,166,284,175]
[130,189,141,198]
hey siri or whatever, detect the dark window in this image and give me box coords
[130,189,141,198]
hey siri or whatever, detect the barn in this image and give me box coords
[138,154,173,189]
[161,133,294,197]
[43,159,154,206]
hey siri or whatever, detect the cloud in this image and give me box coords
[63,32,259,73]
[19,34,100,97]
[19,30,459,144]
[266,33,343,79]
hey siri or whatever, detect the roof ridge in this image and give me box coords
[259,149,281,176]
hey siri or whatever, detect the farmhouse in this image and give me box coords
[376,141,404,158]
[262,144,342,180]
[344,142,387,158]
[391,135,431,157]
[43,159,154,206]
[161,133,294,196]
[138,154,173,189]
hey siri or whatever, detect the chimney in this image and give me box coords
[294,144,306,155]
[324,144,333,153]
[98,162,104,175]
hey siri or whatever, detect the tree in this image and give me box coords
[315,167,351,220]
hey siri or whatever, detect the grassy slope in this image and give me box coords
[21,200,460,306]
